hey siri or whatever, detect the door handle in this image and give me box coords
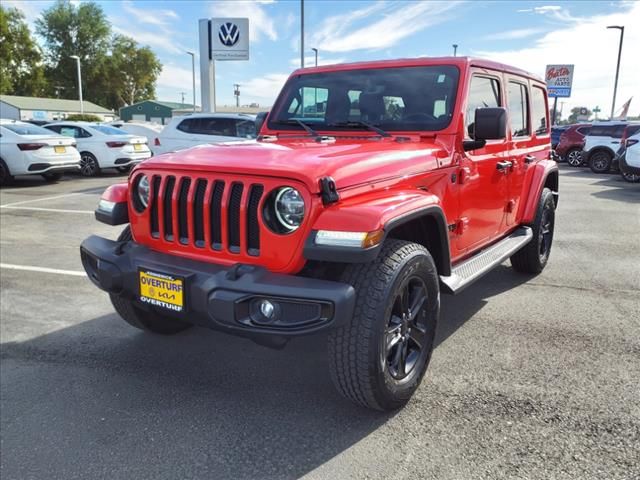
[524,155,536,164]
[496,161,513,171]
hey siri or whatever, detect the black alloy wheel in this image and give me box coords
[589,151,612,173]
[538,206,553,264]
[80,152,100,177]
[384,276,430,380]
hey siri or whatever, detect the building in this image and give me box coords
[119,100,267,124]
[0,95,115,122]
[119,100,199,125]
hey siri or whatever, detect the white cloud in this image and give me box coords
[239,73,289,106]
[210,0,277,42]
[111,23,184,54]
[158,64,199,91]
[483,28,544,41]
[122,1,179,27]
[309,1,461,53]
[475,2,640,117]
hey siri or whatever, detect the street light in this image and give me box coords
[300,0,305,68]
[311,47,318,67]
[186,51,196,112]
[69,55,83,114]
[607,25,624,120]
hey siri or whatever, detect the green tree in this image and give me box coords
[105,35,161,109]
[0,6,47,95]
[36,0,110,104]
[567,107,592,124]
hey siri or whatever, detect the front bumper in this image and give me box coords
[80,235,355,339]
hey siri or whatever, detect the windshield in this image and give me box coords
[268,65,459,133]
[2,123,58,136]
[92,125,128,135]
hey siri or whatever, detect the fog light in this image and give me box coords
[260,299,275,319]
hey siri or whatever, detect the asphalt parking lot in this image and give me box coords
[1,167,638,480]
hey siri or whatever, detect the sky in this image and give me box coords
[5,0,640,118]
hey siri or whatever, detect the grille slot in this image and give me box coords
[150,176,161,237]
[247,185,264,256]
[178,178,191,244]
[228,183,244,253]
[193,179,207,247]
[210,181,225,250]
[163,176,176,241]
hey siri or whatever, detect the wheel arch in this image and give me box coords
[586,146,615,162]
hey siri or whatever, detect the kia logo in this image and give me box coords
[218,22,240,47]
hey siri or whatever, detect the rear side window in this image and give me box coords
[177,118,243,137]
[590,125,622,137]
[531,86,548,135]
[508,81,530,137]
[465,76,501,139]
[576,126,591,135]
[625,125,640,137]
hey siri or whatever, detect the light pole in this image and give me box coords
[186,51,196,112]
[452,44,458,56]
[311,47,318,67]
[300,0,305,68]
[70,55,83,114]
[234,83,240,108]
[607,25,624,120]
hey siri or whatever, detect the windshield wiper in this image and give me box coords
[273,119,320,138]
[327,120,391,138]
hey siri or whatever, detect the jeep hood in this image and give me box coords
[140,137,448,193]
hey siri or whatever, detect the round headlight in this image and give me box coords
[136,174,150,209]
[274,187,305,231]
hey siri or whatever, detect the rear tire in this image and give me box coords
[328,239,439,411]
[79,152,100,177]
[565,148,583,167]
[589,150,612,173]
[0,159,13,186]
[622,172,640,183]
[109,226,192,335]
[511,188,555,274]
[42,172,63,182]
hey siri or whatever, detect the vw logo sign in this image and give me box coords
[218,22,240,47]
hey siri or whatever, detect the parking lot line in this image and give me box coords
[0,206,94,214]
[0,190,103,208]
[0,263,85,277]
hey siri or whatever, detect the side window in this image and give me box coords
[508,81,530,137]
[577,126,590,135]
[465,76,501,139]
[78,127,92,138]
[531,86,548,135]
[236,119,256,138]
[59,126,77,138]
[612,125,626,139]
[45,125,61,134]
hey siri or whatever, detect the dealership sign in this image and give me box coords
[546,64,574,98]
[211,18,249,61]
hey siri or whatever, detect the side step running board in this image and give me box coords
[440,227,533,294]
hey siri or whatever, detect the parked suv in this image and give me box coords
[81,57,558,411]
[153,113,257,155]
[583,122,635,173]
[556,123,590,166]
[618,132,640,182]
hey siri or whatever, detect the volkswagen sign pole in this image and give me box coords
[199,18,249,113]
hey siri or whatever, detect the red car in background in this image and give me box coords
[556,123,591,166]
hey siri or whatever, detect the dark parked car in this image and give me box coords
[556,123,591,166]
[551,125,568,149]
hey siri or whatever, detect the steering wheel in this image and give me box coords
[403,112,437,122]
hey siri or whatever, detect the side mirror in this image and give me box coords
[255,111,269,136]
[463,107,507,152]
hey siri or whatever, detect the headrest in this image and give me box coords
[359,92,385,121]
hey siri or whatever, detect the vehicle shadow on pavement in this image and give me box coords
[0,265,532,480]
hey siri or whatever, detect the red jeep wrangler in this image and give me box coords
[81,57,558,411]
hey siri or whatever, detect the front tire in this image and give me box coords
[565,148,583,167]
[589,150,612,173]
[622,171,640,183]
[79,152,101,177]
[328,240,439,411]
[0,159,13,186]
[109,226,192,335]
[511,187,555,274]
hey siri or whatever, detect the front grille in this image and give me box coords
[148,175,264,256]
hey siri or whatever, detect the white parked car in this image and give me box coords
[583,122,634,174]
[44,122,151,176]
[0,119,80,186]
[153,113,256,155]
[619,132,640,183]
[109,121,164,155]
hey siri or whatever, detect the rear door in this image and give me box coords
[457,71,510,252]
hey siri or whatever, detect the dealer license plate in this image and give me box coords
[133,144,143,151]
[54,146,66,153]
[139,270,184,312]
